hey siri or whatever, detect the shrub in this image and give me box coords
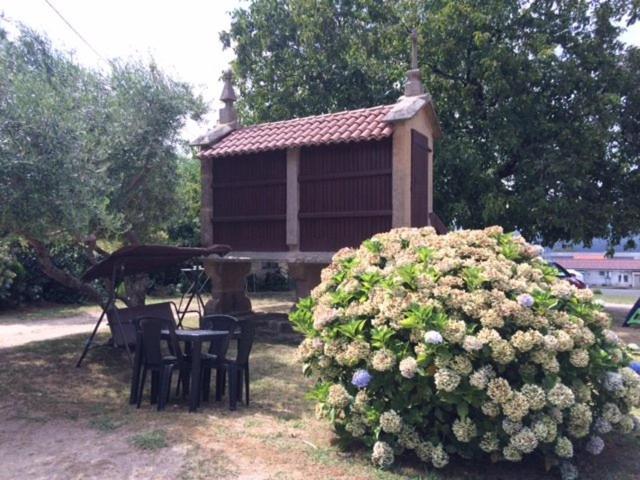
[0,241,91,309]
[290,227,640,479]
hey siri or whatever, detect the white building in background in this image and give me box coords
[548,253,640,288]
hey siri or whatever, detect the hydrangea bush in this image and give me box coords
[290,227,640,479]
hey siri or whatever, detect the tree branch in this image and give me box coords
[26,237,102,303]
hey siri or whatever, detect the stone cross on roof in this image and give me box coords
[219,70,238,125]
[410,29,418,70]
[404,29,424,97]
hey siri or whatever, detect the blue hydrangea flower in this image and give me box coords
[351,369,372,389]
[517,293,535,308]
[603,372,624,392]
[424,330,444,345]
[630,361,640,375]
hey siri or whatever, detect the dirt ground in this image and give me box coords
[0,293,295,349]
[0,413,187,480]
[0,299,639,480]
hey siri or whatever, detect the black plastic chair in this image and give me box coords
[134,316,185,411]
[200,315,237,402]
[225,320,255,410]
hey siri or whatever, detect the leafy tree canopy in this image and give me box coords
[221,0,640,247]
[0,24,205,300]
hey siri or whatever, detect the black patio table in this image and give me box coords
[129,329,228,412]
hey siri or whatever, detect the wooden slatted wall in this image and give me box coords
[299,139,392,251]
[211,150,287,251]
[410,129,431,227]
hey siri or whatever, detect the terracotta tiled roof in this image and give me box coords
[556,258,640,271]
[200,104,395,158]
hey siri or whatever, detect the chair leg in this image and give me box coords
[236,369,243,405]
[137,366,147,409]
[158,366,172,411]
[228,365,238,411]
[202,368,211,402]
[215,368,224,401]
[244,364,250,406]
[175,371,182,397]
[166,369,173,405]
[150,371,159,405]
[181,370,190,399]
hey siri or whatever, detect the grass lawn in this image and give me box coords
[1,313,640,479]
[594,294,638,306]
[0,291,296,325]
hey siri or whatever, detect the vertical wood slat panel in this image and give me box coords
[211,150,287,251]
[410,130,430,227]
[299,139,392,251]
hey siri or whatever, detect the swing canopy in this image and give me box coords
[82,244,231,281]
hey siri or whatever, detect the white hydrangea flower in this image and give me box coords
[547,383,575,409]
[424,330,444,345]
[569,349,589,368]
[399,356,418,379]
[452,417,477,442]
[502,418,523,436]
[370,349,396,372]
[430,443,449,468]
[463,335,483,352]
[434,368,461,392]
[487,378,513,404]
[503,445,522,462]
[555,436,574,458]
[371,441,394,468]
[479,431,500,452]
[510,427,538,453]
[327,384,351,408]
[379,410,403,434]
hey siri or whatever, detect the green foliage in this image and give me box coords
[167,156,201,246]
[289,296,317,336]
[0,240,92,308]
[0,23,205,302]
[223,0,640,247]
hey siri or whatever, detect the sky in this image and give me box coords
[1,0,639,142]
[0,0,244,141]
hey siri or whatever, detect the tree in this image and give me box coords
[221,0,640,247]
[0,24,205,303]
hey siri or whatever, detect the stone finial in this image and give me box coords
[219,70,238,125]
[410,29,418,69]
[404,29,424,97]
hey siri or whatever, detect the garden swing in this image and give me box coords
[75,244,230,367]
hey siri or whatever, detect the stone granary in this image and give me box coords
[192,34,443,315]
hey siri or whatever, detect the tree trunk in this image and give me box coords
[123,274,149,307]
[123,229,148,307]
[26,237,102,303]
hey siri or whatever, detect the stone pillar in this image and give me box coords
[391,120,412,228]
[202,258,252,315]
[200,157,214,246]
[286,148,300,250]
[288,262,325,300]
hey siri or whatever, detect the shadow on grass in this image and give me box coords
[1,331,639,479]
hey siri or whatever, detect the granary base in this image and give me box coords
[202,257,252,316]
[288,262,326,299]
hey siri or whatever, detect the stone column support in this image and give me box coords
[202,258,252,315]
[390,108,435,228]
[288,262,325,300]
[200,157,214,246]
[286,148,300,250]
